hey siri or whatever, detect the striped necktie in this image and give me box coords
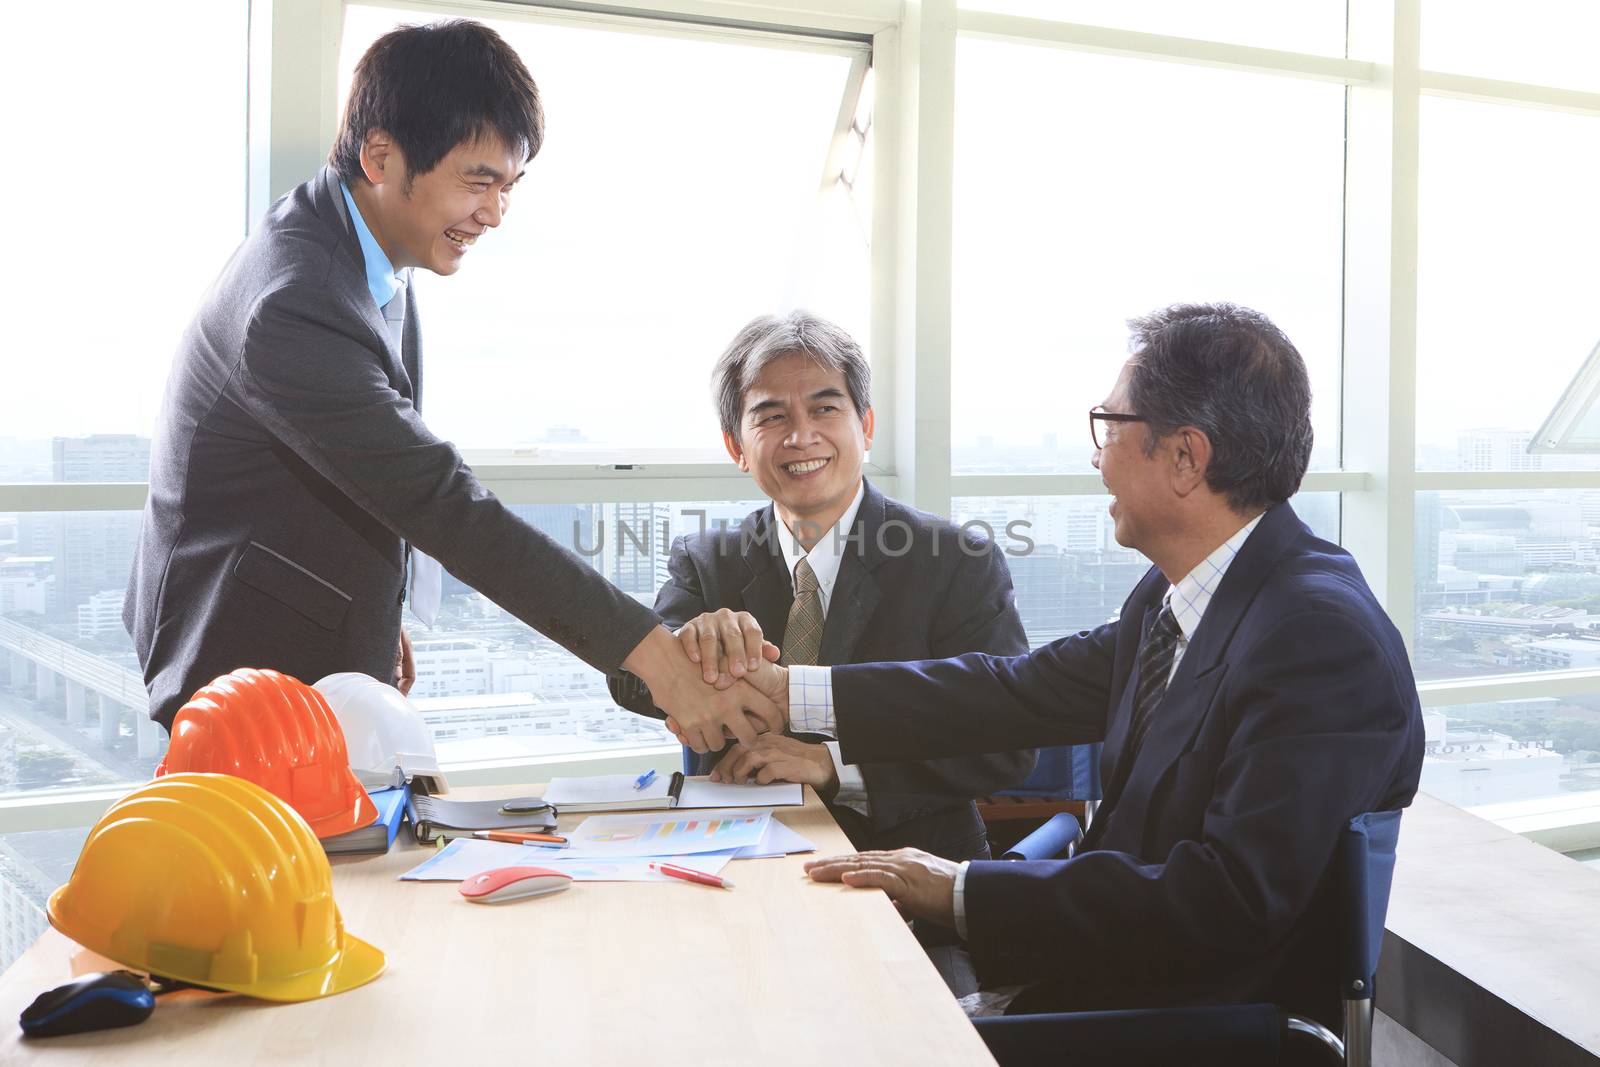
[1126,604,1181,756]
[780,558,823,666]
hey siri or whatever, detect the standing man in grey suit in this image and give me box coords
[125,19,777,744]
[607,312,1036,992]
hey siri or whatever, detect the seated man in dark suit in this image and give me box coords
[697,304,1425,1030]
[609,311,1036,991]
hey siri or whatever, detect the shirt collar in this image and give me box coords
[777,480,867,611]
[340,181,404,309]
[1164,512,1266,643]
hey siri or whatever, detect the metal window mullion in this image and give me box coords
[1419,71,1600,118]
[0,484,149,513]
[956,10,1374,86]
[950,471,1368,500]
[1413,471,1600,492]
[249,0,343,228]
[0,464,902,513]
[349,0,876,55]
[1340,0,1420,650]
[0,747,678,830]
[893,0,956,519]
[1418,670,1600,708]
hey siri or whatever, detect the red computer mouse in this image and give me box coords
[458,866,573,904]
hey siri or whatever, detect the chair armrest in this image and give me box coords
[1001,812,1083,860]
[974,1004,1283,1067]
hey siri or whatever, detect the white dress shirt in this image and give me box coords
[777,482,869,814]
[789,511,1267,955]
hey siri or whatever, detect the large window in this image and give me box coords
[0,1,248,443]
[1422,0,1600,93]
[951,37,1344,475]
[957,1,1347,56]
[1416,97,1600,472]
[12,0,1600,923]
[338,5,871,460]
[1404,3,1600,863]
[0,512,164,795]
[1415,491,1600,681]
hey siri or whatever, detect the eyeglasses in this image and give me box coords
[1089,406,1146,450]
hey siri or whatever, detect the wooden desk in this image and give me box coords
[0,785,996,1065]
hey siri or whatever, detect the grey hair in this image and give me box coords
[1126,302,1313,512]
[712,311,872,439]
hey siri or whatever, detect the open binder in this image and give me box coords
[407,792,561,845]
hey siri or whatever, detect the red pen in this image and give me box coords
[649,862,735,889]
[473,830,568,846]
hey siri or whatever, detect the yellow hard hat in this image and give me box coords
[47,773,385,1002]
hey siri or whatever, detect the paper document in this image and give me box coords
[550,809,771,858]
[542,773,675,812]
[678,779,802,809]
[401,839,734,883]
[732,817,815,859]
[527,812,811,861]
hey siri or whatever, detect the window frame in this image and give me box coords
[7,0,1600,843]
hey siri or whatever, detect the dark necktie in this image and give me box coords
[1127,604,1181,756]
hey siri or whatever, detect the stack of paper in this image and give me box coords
[400,808,816,883]
[404,844,737,883]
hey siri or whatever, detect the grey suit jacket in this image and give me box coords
[608,481,1036,860]
[126,166,659,728]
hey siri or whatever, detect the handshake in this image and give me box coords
[622,609,793,756]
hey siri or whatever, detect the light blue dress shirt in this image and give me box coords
[340,181,404,309]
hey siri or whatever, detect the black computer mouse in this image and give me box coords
[19,970,156,1037]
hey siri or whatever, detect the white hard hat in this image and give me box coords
[313,672,448,794]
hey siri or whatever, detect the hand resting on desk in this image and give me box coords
[805,849,960,929]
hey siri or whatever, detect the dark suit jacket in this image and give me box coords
[825,504,1424,1028]
[609,481,1036,861]
[126,166,659,728]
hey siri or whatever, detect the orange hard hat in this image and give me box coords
[49,773,385,1002]
[156,668,378,839]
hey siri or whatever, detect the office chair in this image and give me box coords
[979,743,1103,857]
[994,743,1103,819]
[975,809,1403,1067]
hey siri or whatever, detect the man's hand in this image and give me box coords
[623,627,784,753]
[709,735,839,796]
[736,654,789,709]
[804,849,960,928]
[394,625,416,696]
[675,608,780,686]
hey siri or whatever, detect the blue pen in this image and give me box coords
[633,768,658,791]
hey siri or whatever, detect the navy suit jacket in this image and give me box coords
[827,504,1424,1026]
[609,480,1035,860]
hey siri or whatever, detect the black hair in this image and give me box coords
[330,20,544,187]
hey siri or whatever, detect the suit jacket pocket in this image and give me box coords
[234,541,353,631]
